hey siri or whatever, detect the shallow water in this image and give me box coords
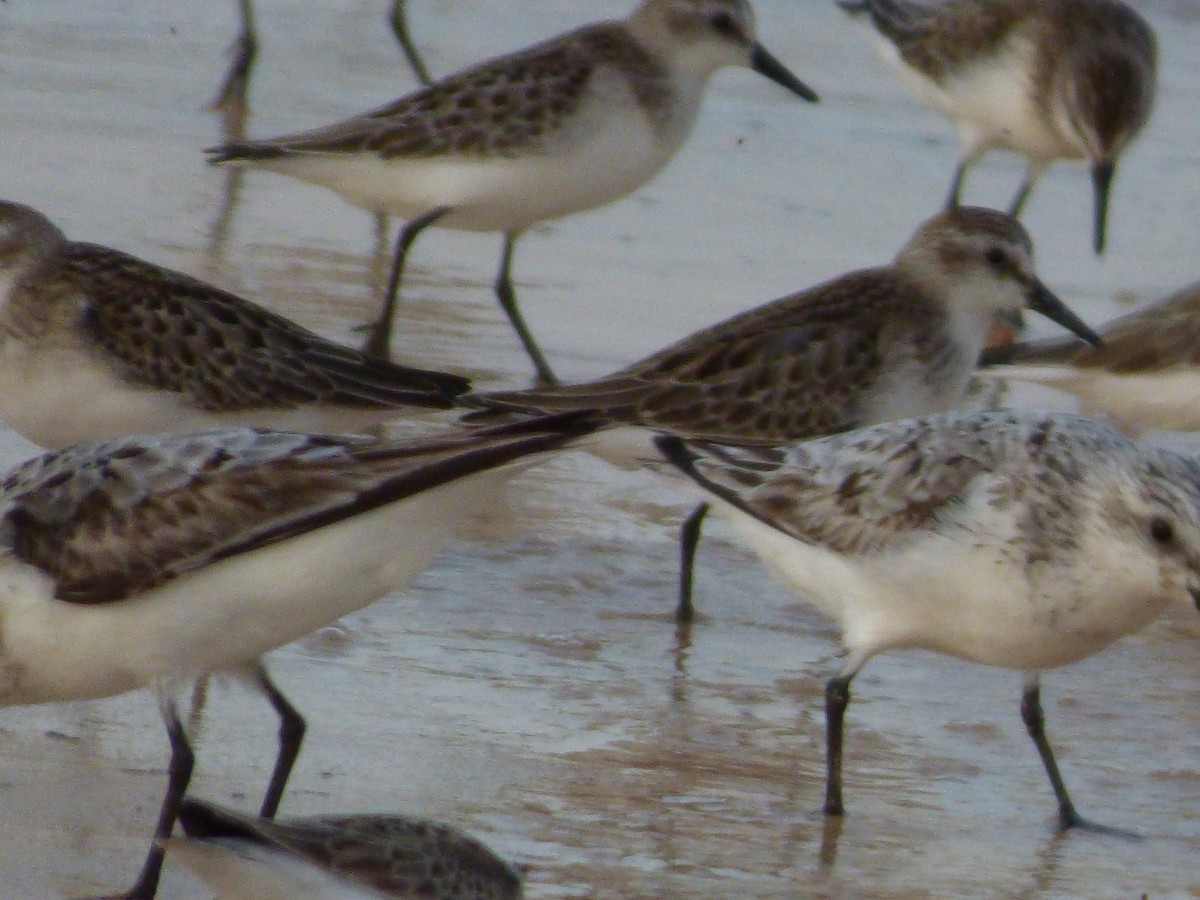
[0,1,1198,897]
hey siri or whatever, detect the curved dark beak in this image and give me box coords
[750,43,819,103]
[1189,584,1200,612]
[1024,279,1102,347]
[1091,159,1115,256]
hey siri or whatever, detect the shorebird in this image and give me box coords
[979,279,1200,433]
[0,200,469,449]
[172,797,526,899]
[213,0,432,118]
[838,0,1157,254]
[468,207,1101,622]
[206,0,819,383]
[0,413,596,898]
[656,409,1200,826]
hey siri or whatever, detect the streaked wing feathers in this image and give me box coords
[207,22,660,161]
[479,270,933,443]
[0,415,596,604]
[65,244,468,409]
[178,800,524,899]
[664,415,1004,554]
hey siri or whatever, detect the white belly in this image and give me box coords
[0,341,409,448]
[981,365,1200,434]
[0,463,523,706]
[881,35,1083,164]
[167,838,384,900]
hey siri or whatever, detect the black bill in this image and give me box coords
[750,43,819,103]
[1025,279,1103,347]
[1091,159,1115,256]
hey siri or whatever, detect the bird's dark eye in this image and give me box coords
[1150,516,1175,546]
[984,246,1007,266]
[710,10,737,35]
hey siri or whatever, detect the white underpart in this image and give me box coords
[877,32,1086,167]
[708,481,1173,674]
[0,341,409,449]
[167,837,385,900]
[246,67,707,232]
[0,463,524,706]
[979,366,1200,433]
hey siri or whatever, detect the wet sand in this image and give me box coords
[0,1,1199,897]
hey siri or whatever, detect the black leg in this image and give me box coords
[211,0,258,114]
[676,502,709,624]
[365,207,449,359]
[1020,680,1087,830]
[121,703,195,899]
[1008,177,1035,218]
[389,0,433,87]
[494,233,558,385]
[251,663,307,820]
[824,673,854,816]
[946,162,967,209]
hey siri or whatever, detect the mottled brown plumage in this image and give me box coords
[177,798,526,899]
[211,23,672,162]
[1,414,598,606]
[0,201,469,447]
[478,269,958,443]
[471,206,1093,444]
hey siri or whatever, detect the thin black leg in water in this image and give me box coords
[946,162,968,209]
[824,673,853,816]
[676,502,709,623]
[1008,177,1035,218]
[365,206,450,359]
[212,0,258,113]
[494,233,558,385]
[252,663,307,820]
[121,705,195,899]
[389,0,432,86]
[1020,680,1088,830]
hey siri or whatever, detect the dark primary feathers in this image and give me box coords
[0,414,599,605]
[207,22,670,163]
[472,269,954,443]
[62,244,469,410]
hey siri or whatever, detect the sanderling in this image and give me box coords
[213,0,432,118]
[980,279,1200,433]
[839,0,1157,254]
[172,798,525,899]
[0,200,470,449]
[655,409,1200,827]
[0,413,595,898]
[206,0,819,382]
[469,207,1100,622]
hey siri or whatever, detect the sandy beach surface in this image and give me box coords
[0,1,1198,896]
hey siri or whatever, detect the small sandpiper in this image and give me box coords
[468,207,1101,622]
[0,200,470,450]
[0,413,596,898]
[839,0,1157,254]
[657,409,1200,827]
[172,797,526,899]
[207,0,819,383]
